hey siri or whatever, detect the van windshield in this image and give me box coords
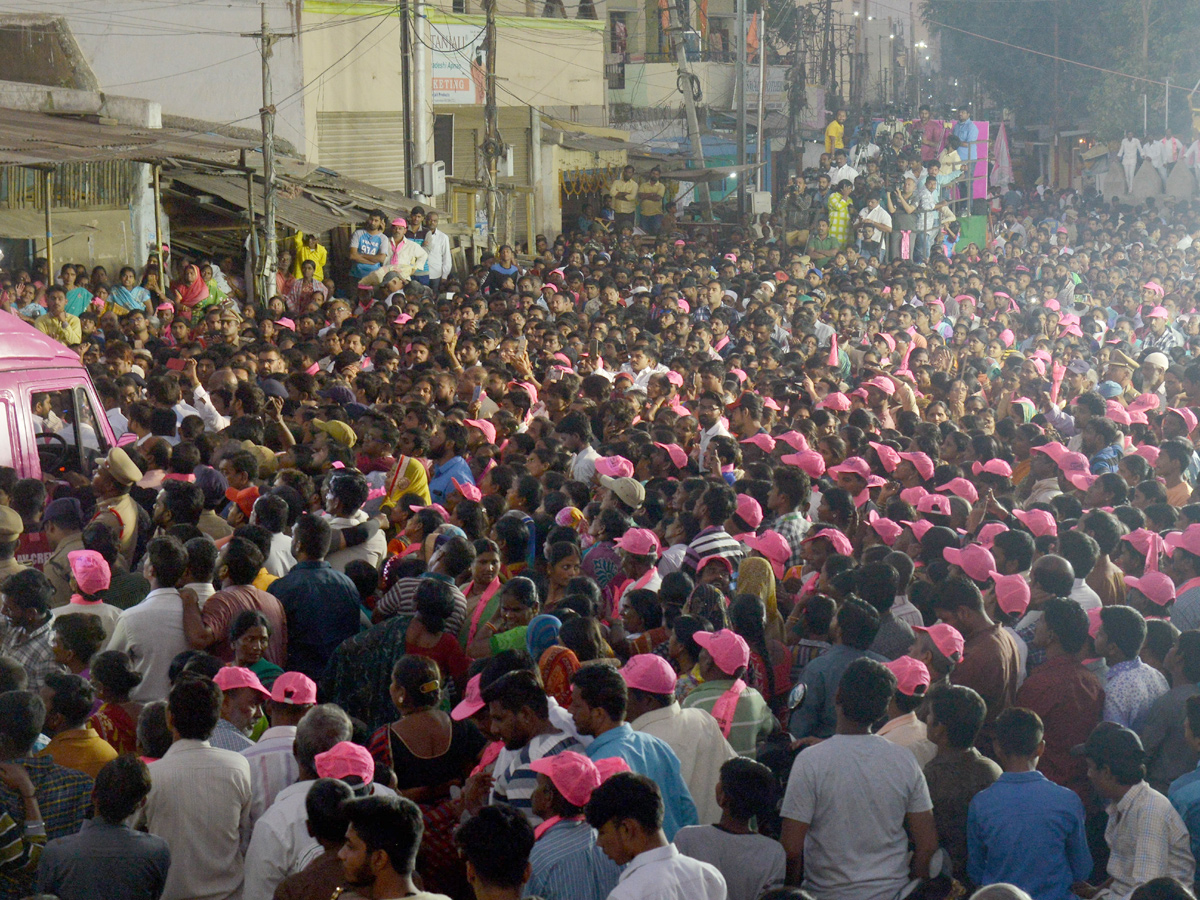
[33,387,109,477]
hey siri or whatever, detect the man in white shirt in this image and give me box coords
[1119,131,1142,193]
[555,412,602,484]
[243,706,362,900]
[619,342,669,392]
[1144,136,1169,190]
[421,211,453,293]
[105,535,190,702]
[624,654,737,825]
[251,493,297,578]
[322,471,386,572]
[694,392,731,465]
[242,671,316,828]
[828,149,859,186]
[855,195,893,263]
[586,771,727,900]
[141,676,252,900]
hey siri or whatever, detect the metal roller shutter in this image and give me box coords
[316,111,408,193]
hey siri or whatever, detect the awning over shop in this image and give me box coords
[656,162,763,182]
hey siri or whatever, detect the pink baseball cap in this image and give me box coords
[782,451,825,478]
[743,530,790,578]
[1056,451,1090,475]
[897,451,935,481]
[67,549,111,595]
[916,494,952,517]
[270,671,318,705]
[693,629,751,676]
[697,555,734,576]
[972,459,1013,478]
[529,751,630,807]
[735,494,763,528]
[976,522,1008,549]
[914,623,965,662]
[873,332,897,352]
[863,377,895,396]
[620,654,677,694]
[1087,606,1103,638]
[1168,408,1199,433]
[741,433,777,453]
[902,519,935,542]
[213,666,270,699]
[409,503,450,519]
[314,741,375,782]
[1106,403,1132,426]
[614,528,661,557]
[777,431,809,451]
[1013,508,1058,537]
[869,441,900,473]
[1146,305,1170,318]
[595,455,635,478]
[990,571,1031,616]
[1030,441,1066,462]
[803,528,853,556]
[885,656,931,696]
[1133,445,1161,465]
[453,478,483,502]
[1125,571,1176,607]
[866,511,903,546]
[1143,281,1165,296]
[391,217,408,228]
[900,486,929,506]
[653,442,689,469]
[943,544,996,582]
[452,674,485,720]
[936,478,979,504]
[666,371,685,387]
[1165,524,1200,558]
[1066,471,1099,492]
[817,392,851,411]
[464,418,497,444]
[828,456,870,479]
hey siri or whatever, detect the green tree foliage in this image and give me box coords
[922,0,1200,138]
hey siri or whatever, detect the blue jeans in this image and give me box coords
[640,214,663,234]
[914,231,932,263]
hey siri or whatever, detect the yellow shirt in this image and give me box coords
[35,314,82,346]
[638,181,666,217]
[611,178,639,215]
[37,726,118,778]
[291,233,328,281]
[1168,480,1193,508]
[824,119,845,153]
[253,568,278,592]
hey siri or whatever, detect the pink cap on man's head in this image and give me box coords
[1013,508,1058,537]
[213,666,270,699]
[666,370,684,387]
[452,674,485,720]
[1143,281,1165,296]
[697,555,734,575]
[653,442,689,469]
[817,392,851,411]
[867,511,903,546]
[314,741,375,783]
[828,457,870,479]
[595,455,635,478]
[902,519,935,542]
[943,544,997,582]
[914,623,965,662]
[67,549,111,595]
[744,530,790,577]
[989,571,1031,616]
[897,451,935,481]
[453,478,483,502]
[391,217,407,228]
[803,528,853,556]
[1133,444,1161,465]
[863,377,896,396]
[885,656,931,696]
[741,433,777,453]
[1125,571,1176,607]
[270,672,318,705]
[782,451,825,478]
[693,629,751,675]
[409,503,450,518]
[614,528,661,557]
[1056,451,1090,475]
[936,478,978,504]
[529,751,630,807]
[1030,440,1067,461]
[620,654,677,694]
[777,431,809,452]
[1087,606,1103,638]
[900,486,929,506]
[736,494,763,528]
[1165,524,1200,558]
[869,441,900,473]
[1147,306,1170,319]
[972,459,1013,478]
[463,418,497,444]
[976,522,1008,549]
[1168,408,1199,434]
[916,494,952,517]
[1066,471,1099,492]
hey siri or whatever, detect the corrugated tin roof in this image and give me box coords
[0,107,254,166]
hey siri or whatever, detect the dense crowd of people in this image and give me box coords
[2,115,1200,900]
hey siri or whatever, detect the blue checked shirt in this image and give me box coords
[0,756,92,900]
[584,723,698,839]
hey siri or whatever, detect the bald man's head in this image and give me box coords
[1031,554,1075,598]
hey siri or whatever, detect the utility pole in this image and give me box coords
[755,0,767,191]
[246,3,294,305]
[482,0,501,251]
[736,0,747,219]
[667,0,712,219]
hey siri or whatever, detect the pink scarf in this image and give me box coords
[711,679,747,738]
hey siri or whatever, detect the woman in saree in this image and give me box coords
[61,264,93,316]
[89,650,143,754]
[108,266,152,317]
[738,556,787,643]
[171,263,210,316]
[528,613,578,706]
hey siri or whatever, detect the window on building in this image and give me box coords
[609,11,627,54]
[434,115,455,178]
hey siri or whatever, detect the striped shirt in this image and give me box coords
[241,725,299,828]
[680,680,777,758]
[682,527,746,578]
[0,756,92,900]
[525,818,620,900]
[492,731,584,825]
[210,718,254,753]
